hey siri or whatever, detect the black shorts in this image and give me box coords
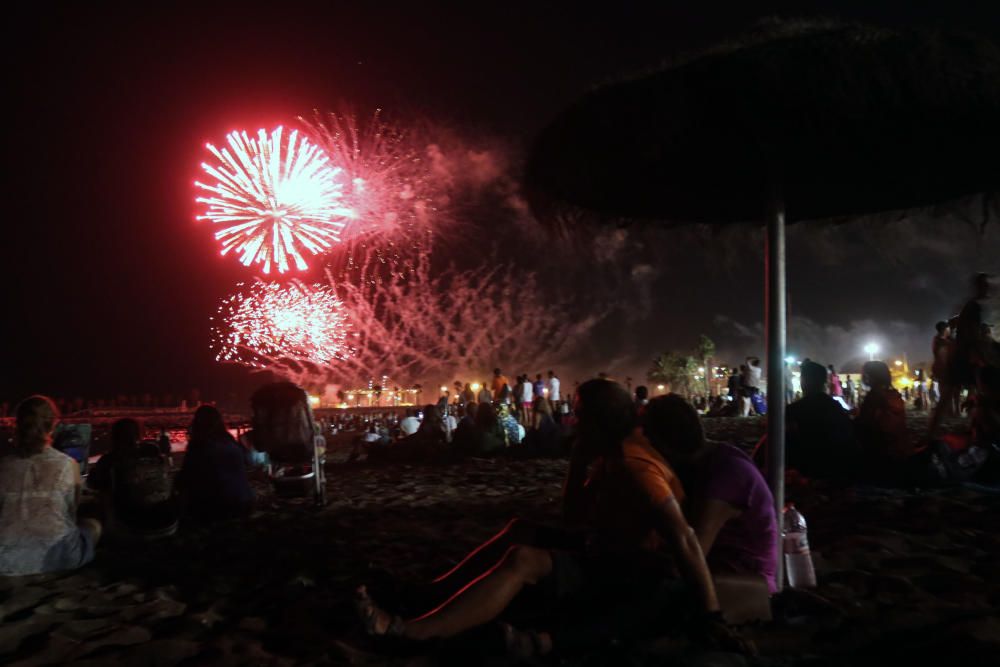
[546,549,675,602]
[544,551,691,654]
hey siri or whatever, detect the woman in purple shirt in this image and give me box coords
[643,395,779,594]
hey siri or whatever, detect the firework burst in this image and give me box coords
[302,111,435,276]
[212,280,351,368]
[196,126,355,274]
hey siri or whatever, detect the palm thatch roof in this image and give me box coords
[526,20,1000,226]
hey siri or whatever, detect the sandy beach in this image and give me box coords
[2,414,999,666]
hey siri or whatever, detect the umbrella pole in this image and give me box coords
[765,184,787,590]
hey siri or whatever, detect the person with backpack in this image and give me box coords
[177,406,254,521]
[88,418,178,538]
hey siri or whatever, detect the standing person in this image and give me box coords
[533,374,547,401]
[477,382,493,405]
[491,368,510,398]
[784,363,795,405]
[738,364,753,416]
[929,320,957,434]
[844,377,856,408]
[462,383,476,406]
[547,370,561,404]
[520,375,534,425]
[828,365,843,399]
[0,396,102,575]
[634,385,650,410]
[727,369,741,410]
[954,274,995,390]
[744,358,763,404]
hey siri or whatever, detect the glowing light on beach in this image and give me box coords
[196,127,355,274]
[212,280,350,367]
[864,342,879,360]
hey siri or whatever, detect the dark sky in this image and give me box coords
[5,1,999,403]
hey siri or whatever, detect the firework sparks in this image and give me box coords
[303,111,436,275]
[196,126,355,274]
[212,281,351,368]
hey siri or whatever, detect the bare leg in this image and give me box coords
[431,519,533,591]
[359,546,553,641]
[406,546,552,640]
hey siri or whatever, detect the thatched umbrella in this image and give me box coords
[525,20,1000,588]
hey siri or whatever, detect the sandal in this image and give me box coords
[355,585,405,638]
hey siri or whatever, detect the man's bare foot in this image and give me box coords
[355,585,403,637]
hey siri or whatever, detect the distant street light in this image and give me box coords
[863,342,879,361]
[784,356,796,364]
[657,384,666,393]
[894,359,903,367]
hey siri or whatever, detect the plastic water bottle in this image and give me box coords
[783,504,817,589]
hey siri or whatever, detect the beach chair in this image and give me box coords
[250,382,327,506]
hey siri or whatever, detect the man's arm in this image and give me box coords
[654,496,720,613]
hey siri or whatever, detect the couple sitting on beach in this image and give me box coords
[787,359,1000,486]
[355,378,776,657]
[88,406,255,537]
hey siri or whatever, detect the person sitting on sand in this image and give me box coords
[784,361,857,482]
[176,405,254,521]
[399,409,421,437]
[451,402,478,453]
[88,418,178,538]
[855,361,911,480]
[463,401,505,456]
[643,395,779,593]
[398,405,449,459]
[355,379,735,658]
[0,395,102,575]
[521,396,560,456]
[496,401,521,446]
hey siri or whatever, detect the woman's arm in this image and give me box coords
[654,496,720,613]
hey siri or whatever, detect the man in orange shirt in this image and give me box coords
[491,367,510,397]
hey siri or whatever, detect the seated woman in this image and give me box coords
[642,395,778,595]
[356,380,736,657]
[0,396,103,575]
[464,402,505,456]
[88,418,178,538]
[855,361,912,481]
[176,405,254,521]
[521,396,560,456]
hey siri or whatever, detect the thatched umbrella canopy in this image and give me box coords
[526,20,1000,588]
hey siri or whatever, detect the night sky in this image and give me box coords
[5,1,1000,404]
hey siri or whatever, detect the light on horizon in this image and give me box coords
[864,342,879,360]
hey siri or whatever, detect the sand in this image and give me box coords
[1,414,999,666]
